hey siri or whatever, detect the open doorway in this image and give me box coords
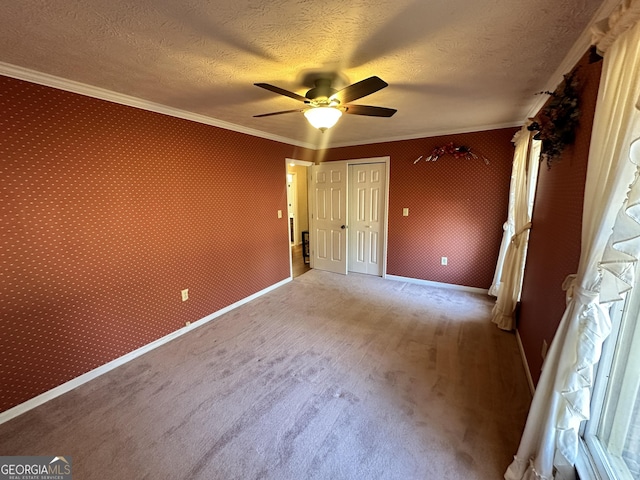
[286,172,298,245]
[286,158,313,278]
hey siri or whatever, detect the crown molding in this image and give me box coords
[325,120,522,149]
[526,0,622,119]
[0,62,317,150]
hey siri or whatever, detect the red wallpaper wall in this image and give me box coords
[0,75,314,412]
[322,128,518,288]
[518,52,603,384]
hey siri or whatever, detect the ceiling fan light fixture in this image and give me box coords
[304,107,342,132]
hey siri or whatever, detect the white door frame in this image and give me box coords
[309,156,390,277]
[285,158,313,279]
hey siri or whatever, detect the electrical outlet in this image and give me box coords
[277,210,282,218]
[403,208,409,216]
[541,339,548,360]
[185,321,191,327]
[441,257,448,266]
[181,289,189,301]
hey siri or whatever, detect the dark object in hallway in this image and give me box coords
[301,230,310,264]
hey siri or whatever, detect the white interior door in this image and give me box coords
[311,163,347,274]
[348,163,385,275]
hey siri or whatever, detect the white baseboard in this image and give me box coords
[516,329,536,396]
[0,277,292,425]
[385,274,489,295]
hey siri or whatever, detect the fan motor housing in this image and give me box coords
[305,78,337,102]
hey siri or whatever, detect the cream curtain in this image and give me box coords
[489,220,513,296]
[490,130,541,299]
[489,136,519,297]
[505,2,640,478]
[489,206,515,296]
[491,128,540,329]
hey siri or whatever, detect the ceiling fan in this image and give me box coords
[253,76,397,132]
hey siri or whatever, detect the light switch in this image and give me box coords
[277,210,282,218]
[403,208,409,216]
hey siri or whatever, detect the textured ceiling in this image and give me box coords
[0,0,612,148]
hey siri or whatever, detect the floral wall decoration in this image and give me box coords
[414,142,489,164]
[528,68,581,169]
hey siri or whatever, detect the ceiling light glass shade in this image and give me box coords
[304,107,343,131]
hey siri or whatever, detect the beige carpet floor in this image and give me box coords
[0,270,531,479]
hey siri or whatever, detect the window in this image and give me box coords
[580,268,640,479]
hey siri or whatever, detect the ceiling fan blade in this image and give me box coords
[332,76,388,104]
[344,104,397,117]
[254,83,308,102]
[253,109,303,118]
